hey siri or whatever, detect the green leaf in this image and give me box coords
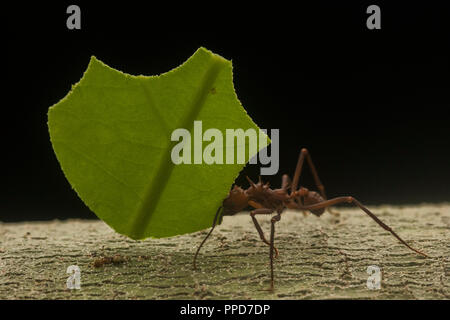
[48,48,269,239]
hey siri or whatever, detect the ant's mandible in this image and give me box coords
[193,148,428,291]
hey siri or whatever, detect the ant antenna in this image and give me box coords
[193,206,223,270]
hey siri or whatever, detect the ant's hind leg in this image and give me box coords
[193,206,222,270]
[250,208,279,259]
[299,197,428,258]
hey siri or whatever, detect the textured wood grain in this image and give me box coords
[0,204,449,299]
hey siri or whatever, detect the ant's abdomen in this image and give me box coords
[304,191,326,216]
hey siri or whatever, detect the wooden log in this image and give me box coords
[0,204,449,299]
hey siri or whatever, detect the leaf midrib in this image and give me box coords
[130,54,227,239]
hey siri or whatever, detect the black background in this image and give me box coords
[3,1,449,221]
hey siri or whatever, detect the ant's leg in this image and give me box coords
[281,174,290,190]
[291,148,338,215]
[250,208,279,258]
[291,148,325,197]
[299,197,429,257]
[193,206,223,270]
[269,213,281,291]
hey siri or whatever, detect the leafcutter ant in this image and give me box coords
[193,148,428,291]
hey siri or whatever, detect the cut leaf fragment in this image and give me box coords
[48,48,269,239]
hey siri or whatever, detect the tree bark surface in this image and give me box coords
[1,204,449,299]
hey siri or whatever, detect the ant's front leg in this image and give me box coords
[249,207,279,259]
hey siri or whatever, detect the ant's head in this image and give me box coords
[222,185,249,215]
